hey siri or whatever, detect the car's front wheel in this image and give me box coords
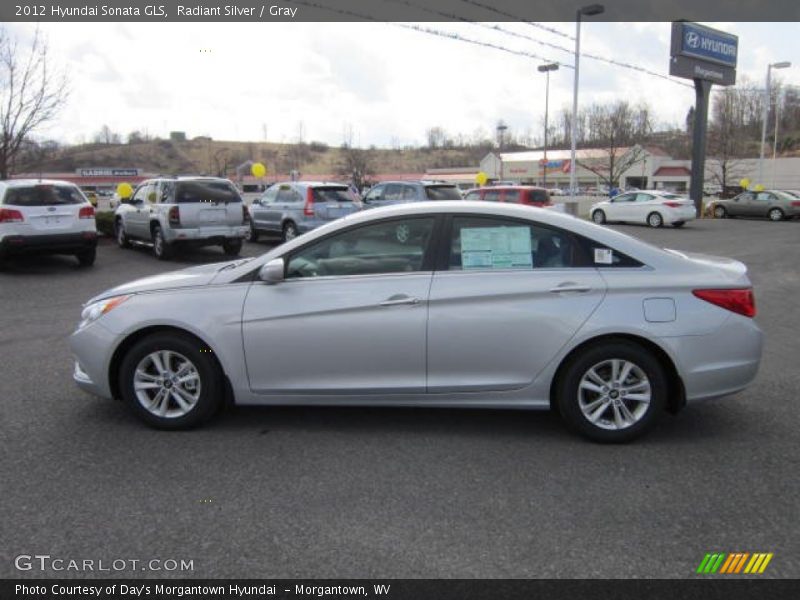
[222,238,242,256]
[768,207,785,221]
[76,248,96,267]
[713,205,727,219]
[592,210,606,224]
[556,340,667,443]
[119,333,223,429]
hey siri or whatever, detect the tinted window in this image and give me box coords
[635,193,654,202]
[464,191,481,201]
[383,184,404,201]
[401,185,418,200]
[174,180,241,204]
[313,187,353,203]
[277,187,299,203]
[363,185,384,203]
[425,185,462,200]
[573,235,643,268]
[4,184,86,206]
[528,189,550,204]
[504,190,522,204]
[483,190,501,202]
[287,217,435,278]
[448,216,574,270]
[613,193,635,203]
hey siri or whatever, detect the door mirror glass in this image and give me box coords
[259,258,285,284]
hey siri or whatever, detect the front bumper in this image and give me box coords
[164,225,248,243]
[0,231,97,256]
[70,320,120,399]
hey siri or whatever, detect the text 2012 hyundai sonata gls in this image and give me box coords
[70,201,763,442]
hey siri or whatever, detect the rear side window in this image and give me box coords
[448,216,575,270]
[4,184,85,206]
[528,189,549,204]
[425,185,462,200]
[464,191,481,201]
[504,190,522,204]
[173,180,242,204]
[573,235,644,268]
[483,190,501,202]
[313,187,352,203]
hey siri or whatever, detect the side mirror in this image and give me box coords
[258,258,285,285]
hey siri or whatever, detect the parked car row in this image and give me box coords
[709,190,800,221]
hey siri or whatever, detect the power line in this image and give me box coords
[456,0,574,40]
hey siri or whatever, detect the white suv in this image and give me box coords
[114,177,249,260]
[0,179,97,266]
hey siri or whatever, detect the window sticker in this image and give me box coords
[594,248,613,264]
[461,227,533,270]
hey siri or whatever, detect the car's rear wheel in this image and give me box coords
[556,340,667,443]
[222,238,242,256]
[592,210,606,224]
[713,205,727,219]
[152,225,173,260]
[119,333,222,429]
[282,221,298,243]
[768,207,785,221]
[647,212,664,228]
[115,219,131,248]
[76,248,96,267]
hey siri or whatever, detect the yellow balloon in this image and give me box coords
[753,184,764,192]
[739,178,750,190]
[475,171,488,186]
[117,183,133,199]
[251,162,267,178]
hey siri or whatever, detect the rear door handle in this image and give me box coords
[549,283,591,294]
[380,295,420,307]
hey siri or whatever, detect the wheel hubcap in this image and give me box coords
[578,359,651,430]
[650,215,661,226]
[133,350,201,418]
[285,226,296,240]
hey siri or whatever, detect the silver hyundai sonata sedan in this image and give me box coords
[70,201,763,442]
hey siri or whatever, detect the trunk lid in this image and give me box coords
[664,249,749,284]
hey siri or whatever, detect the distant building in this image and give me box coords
[169,131,187,142]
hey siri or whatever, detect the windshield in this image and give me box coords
[425,185,462,200]
[314,187,353,203]
[3,184,86,206]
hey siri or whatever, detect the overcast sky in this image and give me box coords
[9,21,800,148]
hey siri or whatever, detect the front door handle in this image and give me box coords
[380,295,420,307]
[549,283,591,294]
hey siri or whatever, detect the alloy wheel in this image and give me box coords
[133,350,202,418]
[577,359,651,431]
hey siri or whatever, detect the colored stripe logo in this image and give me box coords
[696,552,773,574]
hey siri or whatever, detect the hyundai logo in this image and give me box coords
[685,31,700,48]
[47,206,56,212]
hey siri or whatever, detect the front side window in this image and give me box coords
[448,216,574,270]
[131,184,150,204]
[363,185,384,204]
[483,190,502,202]
[383,184,404,202]
[286,217,435,279]
[612,193,635,203]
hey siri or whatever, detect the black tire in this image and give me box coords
[222,238,242,256]
[115,219,131,248]
[768,207,785,222]
[246,221,259,243]
[152,225,173,260]
[282,221,298,243]
[118,332,223,429]
[555,340,667,443]
[713,205,726,219]
[592,210,606,224]
[76,247,96,267]
[647,212,664,228]
[673,221,685,228]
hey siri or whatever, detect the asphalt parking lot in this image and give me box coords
[1,217,799,579]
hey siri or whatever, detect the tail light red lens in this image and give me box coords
[304,187,315,217]
[0,208,24,223]
[78,206,95,219]
[663,202,682,208]
[168,206,180,226]
[791,201,800,207]
[693,288,756,318]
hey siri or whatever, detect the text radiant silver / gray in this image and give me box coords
[70,201,763,442]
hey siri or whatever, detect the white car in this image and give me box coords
[591,191,696,228]
[0,179,97,266]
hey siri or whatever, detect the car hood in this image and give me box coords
[86,262,234,304]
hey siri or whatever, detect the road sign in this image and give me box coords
[671,22,738,68]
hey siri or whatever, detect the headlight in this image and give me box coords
[78,295,130,329]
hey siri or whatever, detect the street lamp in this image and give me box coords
[772,88,785,188]
[538,63,559,189]
[569,3,604,200]
[758,61,791,185]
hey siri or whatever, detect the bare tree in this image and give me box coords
[336,143,373,191]
[94,124,121,145]
[426,126,446,149]
[0,27,68,178]
[707,87,749,191]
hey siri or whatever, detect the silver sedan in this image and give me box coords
[70,201,763,442]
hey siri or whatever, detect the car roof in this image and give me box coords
[0,178,80,190]
[272,181,348,188]
[476,185,547,191]
[375,180,457,187]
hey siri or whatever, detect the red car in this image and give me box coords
[464,186,552,207]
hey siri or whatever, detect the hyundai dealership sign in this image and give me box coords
[670,22,737,86]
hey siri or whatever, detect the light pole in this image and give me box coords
[759,61,791,185]
[538,63,559,189]
[569,3,604,200]
[772,87,784,188]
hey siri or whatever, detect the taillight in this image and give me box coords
[79,206,95,219]
[168,206,180,226]
[304,187,315,217]
[791,201,800,207]
[663,202,682,208]
[693,288,756,318]
[242,204,250,225]
[0,208,24,223]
